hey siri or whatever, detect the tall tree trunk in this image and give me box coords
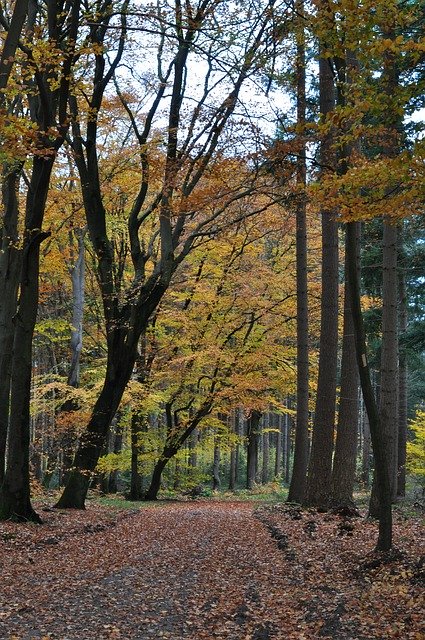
[128,337,149,501]
[397,232,407,498]
[0,0,80,520]
[369,221,399,517]
[129,411,145,500]
[229,410,238,491]
[212,438,221,490]
[361,404,371,488]
[330,224,360,508]
[346,221,392,551]
[0,167,22,484]
[285,410,292,485]
[0,226,48,522]
[304,52,338,509]
[246,410,261,490]
[262,414,270,484]
[68,228,86,388]
[274,413,282,479]
[288,0,309,505]
[108,418,123,494]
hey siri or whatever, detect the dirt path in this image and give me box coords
[0,501,423,639]
[1,502,293,639]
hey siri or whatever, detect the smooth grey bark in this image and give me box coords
[68,228,86,388]
[330,224,360,508]
[288,3,309,502]
[304,53,338,508]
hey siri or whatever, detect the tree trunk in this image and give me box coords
[68,227,86,388]
[288,0,309,505]
[246,411,261,490]
[274,413,282,479]
[108,418,123,494]
[361,404,371,487]
[285,411,292,485]
[262,414,270,484]
[304,53,338,509]
[369,221,399,517]
[55,365,133,508]
[397,233,407,497]
[346,221,392,551]
[145,454,173,501]
[0,227,49,522]
[330,223,360,508]
[0,167,22,484]
[229,410,238,491]
[129,410,146,501]
[145,401,213,501]
[212,439,221,490]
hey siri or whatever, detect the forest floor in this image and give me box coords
[0,498,423,640]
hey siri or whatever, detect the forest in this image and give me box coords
[0,0,424,637]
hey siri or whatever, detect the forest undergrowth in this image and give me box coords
[0,498,423,640]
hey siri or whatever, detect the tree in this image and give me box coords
[304,12,339,509]
[287,0,310,504]
[56,0,286,509]
[0,0,81,521]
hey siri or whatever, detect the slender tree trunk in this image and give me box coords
[397,233,407,497]
[369,221,399,517]
[274,413,282,479]
[346,221,392,551]
[246,410,261,490]
[330,224,360,508]
[288,0,309,505]
[212,439,221,490]
[304,52,338,509]
[129,411,145,500]
[262,414,270,484]
[145,453,173,501]
[361,404,371,487]
[108,419,123,494]
[229,410,238,491]
[144,402,213,501]
[189,427,199,470]
[285,410,292,485]
[68,228,86,388]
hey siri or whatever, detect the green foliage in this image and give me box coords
[406,410,425,487]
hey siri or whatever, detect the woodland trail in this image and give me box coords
[0,500,423,640]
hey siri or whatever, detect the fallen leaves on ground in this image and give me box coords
[0,500,423,639]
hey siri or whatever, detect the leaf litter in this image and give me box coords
[0,500,423,639]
